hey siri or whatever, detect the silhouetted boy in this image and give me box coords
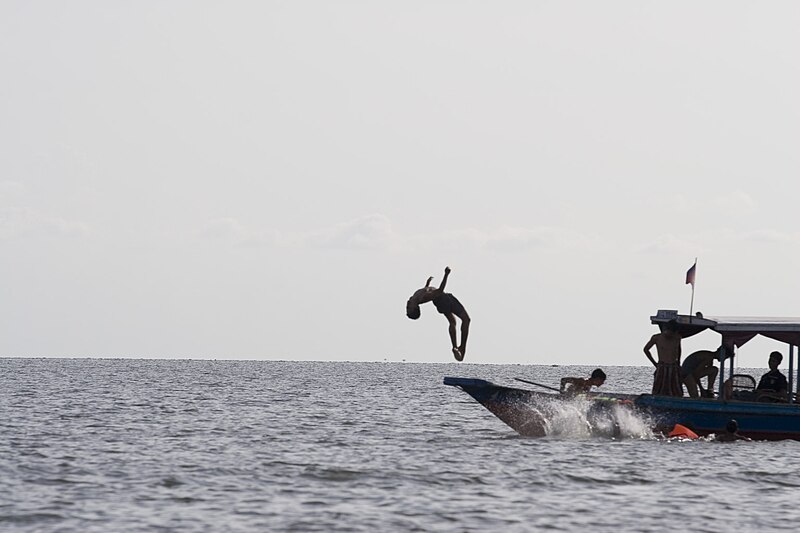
[406,266,470,361]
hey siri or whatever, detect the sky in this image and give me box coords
[2,1,800,366]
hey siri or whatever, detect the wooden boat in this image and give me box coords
[444,310,800,440]
[443,377,638,437]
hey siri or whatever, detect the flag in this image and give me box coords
[685,261,696,287]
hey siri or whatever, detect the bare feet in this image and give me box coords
[452,347,464,362]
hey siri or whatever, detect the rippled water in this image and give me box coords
[2,359,800,531]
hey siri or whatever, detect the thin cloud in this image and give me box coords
[201,217,250,242]
[483,226,595,252]
[637,233,701,255]
[304,214,394,250]
[0,207,90,240]
[198,214,597,254]
[663,194,692,213]
[200,217,280,247]
[737,229,800,245]
[407,225,597,253]
[663,190,757,216]
[712,191,757,214]
[637,227,800,255]
[407,228,486,252]
[199,214,395,250]
[0,181,25,200]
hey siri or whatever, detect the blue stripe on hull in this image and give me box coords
[635,395,800,440]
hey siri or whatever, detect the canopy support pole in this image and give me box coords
[718,347,726,401]
[728,350,734,387]
[789,344,795,404]
[796,344,800,402]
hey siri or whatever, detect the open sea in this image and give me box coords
[2,359,800,532]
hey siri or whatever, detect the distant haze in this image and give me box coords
[2,2,799,365]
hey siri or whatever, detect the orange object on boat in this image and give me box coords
[669,423,699,439]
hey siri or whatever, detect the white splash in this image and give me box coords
[525,396,655,440]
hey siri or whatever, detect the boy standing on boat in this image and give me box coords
[643,320,683,396]
[406,266,471,361]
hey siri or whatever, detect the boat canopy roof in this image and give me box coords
[651,310,800,348]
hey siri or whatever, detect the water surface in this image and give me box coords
[1,359,799,531]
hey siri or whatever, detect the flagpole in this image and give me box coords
[688,257,697,317]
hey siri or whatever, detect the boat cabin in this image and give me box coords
[651,309,800,403]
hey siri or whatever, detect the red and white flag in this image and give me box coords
[686,261,697,287]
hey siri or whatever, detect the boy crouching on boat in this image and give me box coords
[681,347,727,398]
[406,266,471,361]
[560,368,606,396]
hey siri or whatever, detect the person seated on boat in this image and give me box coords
[755,351,789,402]
[560,368,606,396]
[681,346,728,398]
[406,266,471,361]
[643,320,683,397]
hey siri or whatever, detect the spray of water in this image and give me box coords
[520,395,655,440]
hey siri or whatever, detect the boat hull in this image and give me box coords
[445,377,800,440]
[443,377,634,437]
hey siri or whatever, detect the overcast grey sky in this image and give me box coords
[2,2,799,365]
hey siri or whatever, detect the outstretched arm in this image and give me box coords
[438,266,451,291]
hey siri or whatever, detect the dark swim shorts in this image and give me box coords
[432,293,466,316]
